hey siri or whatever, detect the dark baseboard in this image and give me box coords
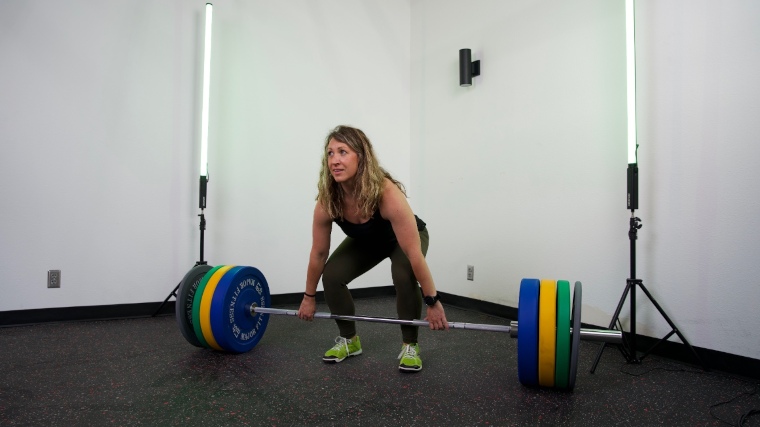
[0,302,177,327]
[1,288,757,380]
[0,286,399,328]
[438,291,518,320]
[270,286,397,306]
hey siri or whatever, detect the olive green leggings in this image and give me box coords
[322,228,429,344]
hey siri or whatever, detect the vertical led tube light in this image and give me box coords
[199,3,213,209]
[626,0,638,210]
[626,0,637,165]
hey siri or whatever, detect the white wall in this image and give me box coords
[635,0,760,359]
[0,1,200,309]
[411,0,628,318]
[0,0,411,309]
[411,0,760,360]
[1,0,758,360]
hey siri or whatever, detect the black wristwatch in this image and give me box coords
[423,294,440,307]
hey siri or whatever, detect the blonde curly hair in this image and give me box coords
[317,125,406,220]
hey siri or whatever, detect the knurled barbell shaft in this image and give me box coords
[251,306,621,344]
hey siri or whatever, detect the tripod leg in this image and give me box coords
[590,280,633,373]
[636,282,708,370]
[639,330,676,360]
[152,282,181,317]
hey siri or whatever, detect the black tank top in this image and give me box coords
[334,210,426,241]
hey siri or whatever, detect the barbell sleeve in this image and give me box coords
[251,306,621,344]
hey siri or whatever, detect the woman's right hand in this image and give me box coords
[297,296,316,321]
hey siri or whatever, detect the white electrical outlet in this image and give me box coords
[467,265,474,281]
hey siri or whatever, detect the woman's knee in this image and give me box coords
[321,261,346,292]
[391,259,421,306]
[391,262,416,288]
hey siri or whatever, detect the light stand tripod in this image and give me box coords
[153,176,209,316]
[590,164,706,371]
[153,3,214,317]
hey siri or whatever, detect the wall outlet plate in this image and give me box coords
[467,265,474,281]
[48,270,61,288]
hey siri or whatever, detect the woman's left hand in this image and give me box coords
[425,303,449,330]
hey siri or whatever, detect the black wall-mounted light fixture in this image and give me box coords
[459,48,481,87]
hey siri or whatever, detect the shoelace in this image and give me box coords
[332,336,349,354]
[397,344,417,360]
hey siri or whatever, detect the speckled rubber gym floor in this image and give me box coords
[1,296,758,426]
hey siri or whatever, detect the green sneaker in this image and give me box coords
[323,336,362,363]
[398,343,422,372]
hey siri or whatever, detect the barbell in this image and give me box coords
[175,265,621,391]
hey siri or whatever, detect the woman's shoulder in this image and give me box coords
[381,176,403,194]
[378,177,409,215]
[314,200,334,223]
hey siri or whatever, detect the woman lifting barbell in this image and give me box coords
[296,125,449,372]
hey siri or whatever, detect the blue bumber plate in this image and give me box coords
[209,266,271,353]
[517,278,540,387]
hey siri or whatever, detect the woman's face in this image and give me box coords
[327,138,360,184]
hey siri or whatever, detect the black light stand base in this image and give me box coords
[151,261,208,317]
[590,278,708,372]
[152,283,180,317]
[152,211,208,317]
[590,213,707,373]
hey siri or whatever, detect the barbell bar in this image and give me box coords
[175,265,622,391]
[251,306,621,344]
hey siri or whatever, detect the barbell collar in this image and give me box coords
[251,306,621,344]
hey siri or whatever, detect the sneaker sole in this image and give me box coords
[323,349,362,363]
[398,365,422,372]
